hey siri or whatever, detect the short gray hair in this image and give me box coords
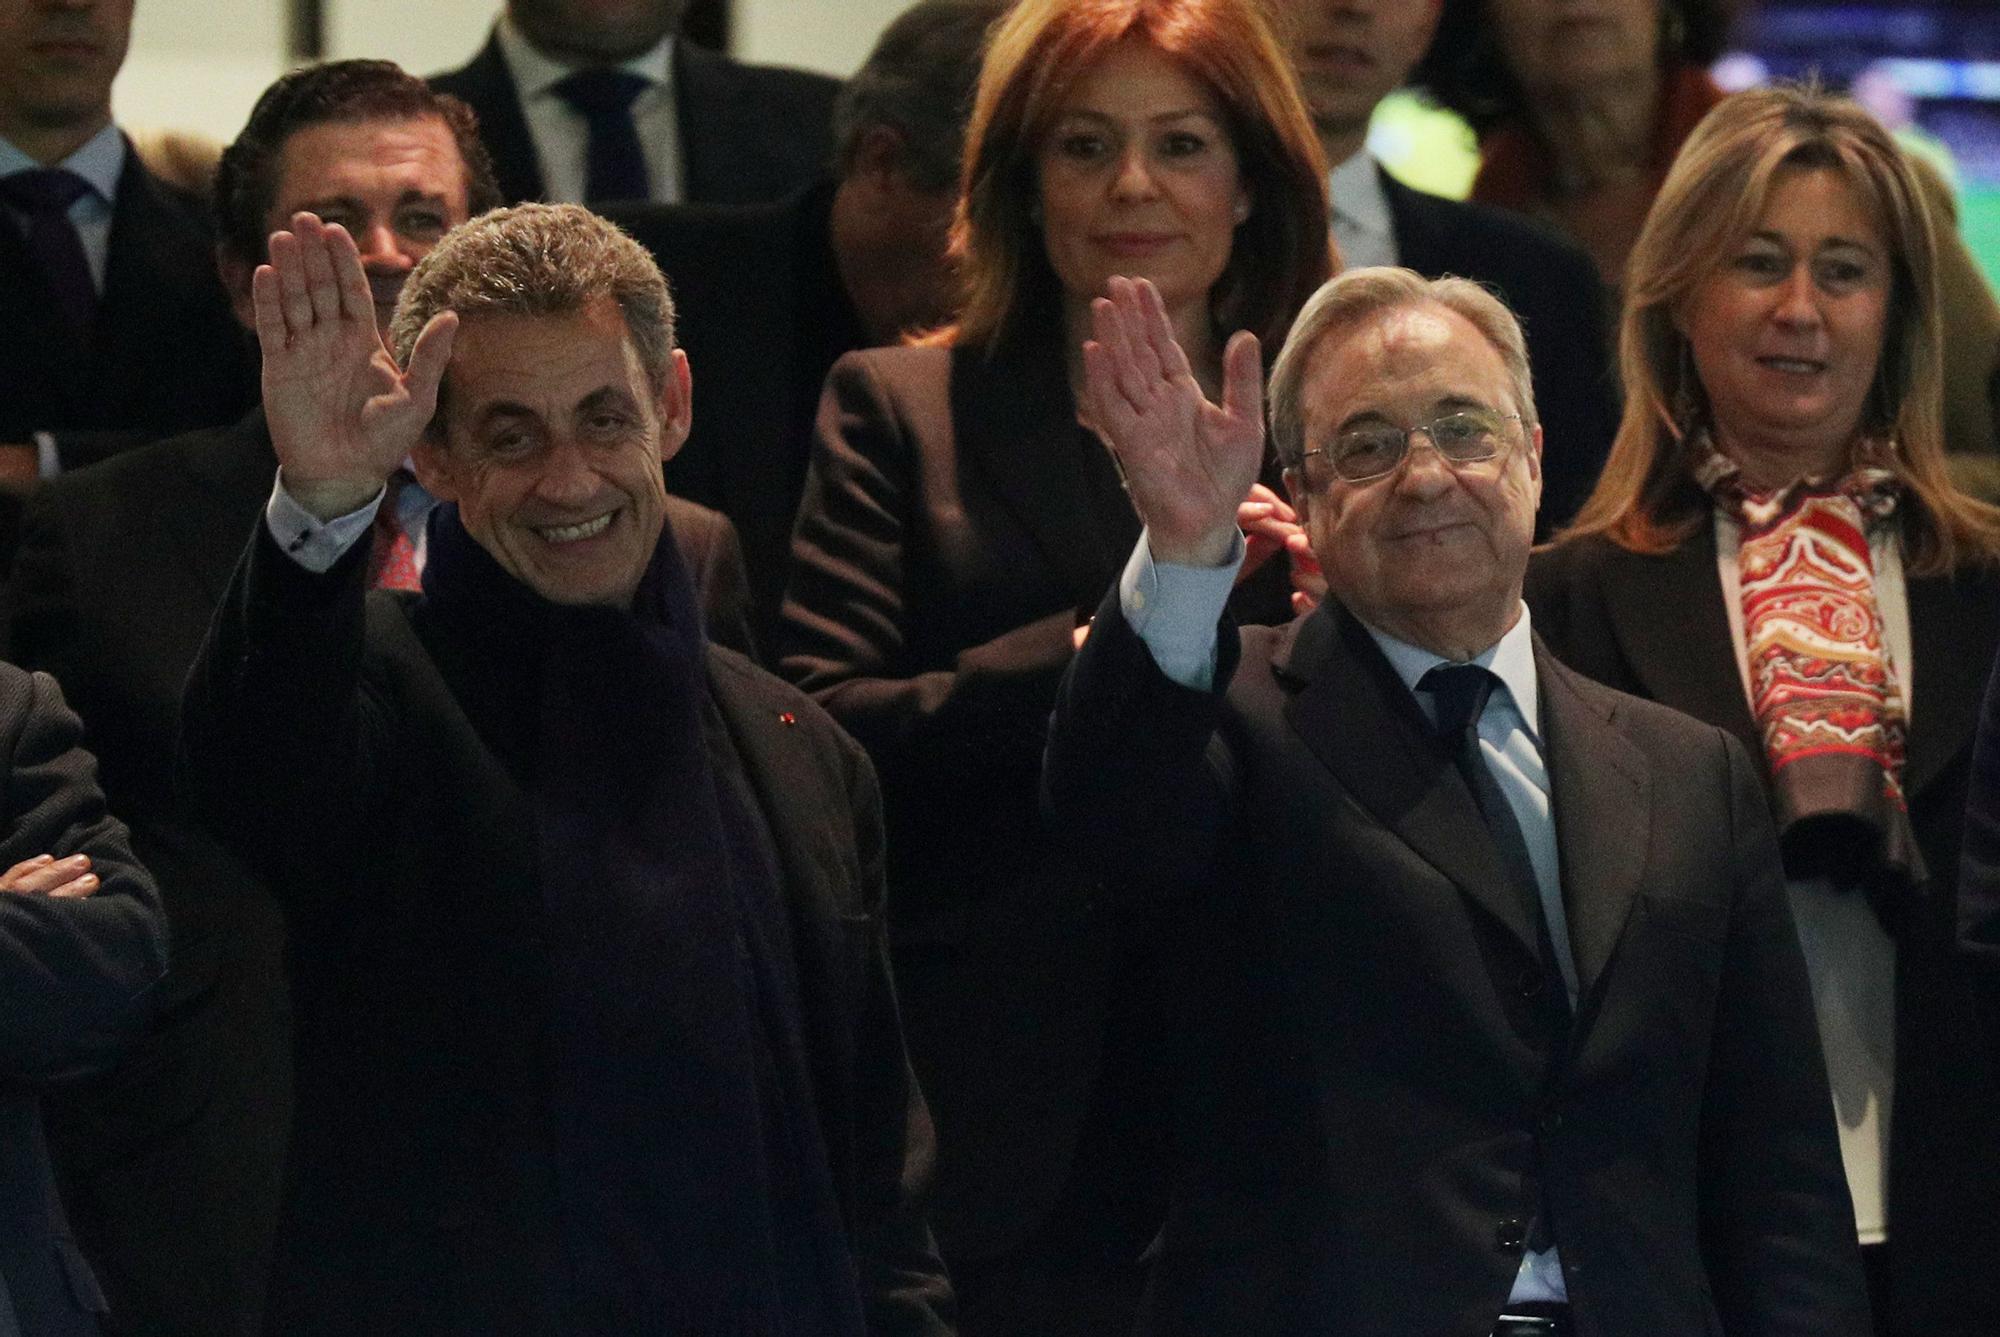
[390,203,675,435]
[832,0,1010,193]
[1267,266,1538,470]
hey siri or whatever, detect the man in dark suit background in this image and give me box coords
[1043,270,1870,1335]
[179,200,949,1334]
[0,0,253,536]
[0,664,165,1337]
[1276,0,1618,534]
[609,0,1001,638]
[431,0,839,207]
[5,57,757,1337]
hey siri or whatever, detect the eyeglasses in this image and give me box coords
[1298,408,1523,486]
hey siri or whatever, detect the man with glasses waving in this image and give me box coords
[1042,267,1871,1337]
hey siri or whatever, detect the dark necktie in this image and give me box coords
[552,68,651,202]
[1422,664,1549,939]
[0,168,99,334]
[1422,663,1565,1253]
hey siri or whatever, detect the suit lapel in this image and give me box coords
[1904,565,2000,804]
[167,412,279,606]
[1594,520,1761,758]
[1537,645,1650,1002]
[95,153,206,408]
[1378,170,1441,275]
[1277,605,1546,962]
[950,340,1139,607]
[458,34,545,203]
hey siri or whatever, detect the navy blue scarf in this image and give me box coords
[420,506,866,1334]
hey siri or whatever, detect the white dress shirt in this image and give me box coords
[495,15,685,205]
[1715,510,1903,1246]
[1119,530,1572,1304]
[265,468,436,574]
[1327,149,1397,273]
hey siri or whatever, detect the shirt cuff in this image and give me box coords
[32,432,59,480]
[1120,528,1245,692]
[265,472,384,573]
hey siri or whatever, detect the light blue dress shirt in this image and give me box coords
[1118,529,1574,1306]
[0,122,123,289]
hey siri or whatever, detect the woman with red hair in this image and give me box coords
[777,0,1332,1329]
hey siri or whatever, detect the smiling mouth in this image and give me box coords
[535,513,615,544]
[1757,356,1828,375]
[1306,44,1374,70]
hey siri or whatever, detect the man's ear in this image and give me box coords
[410,431,456,502]
[218,245,256,332]
[656,348,693,464]
[1527,421,1544,483]
[851,125,908,194]
[1281,466,1310,518]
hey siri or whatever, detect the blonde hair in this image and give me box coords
[935,0,1331,355]
[1562,83,2000,574]
[1267,266,1537,471]
[390,203,675,436]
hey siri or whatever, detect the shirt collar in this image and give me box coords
[1362,602,1541,740]
[0,122,125,202]
[496,13,675,101]
[1328,147,1392,240]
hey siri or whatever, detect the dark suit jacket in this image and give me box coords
[431,30,839,207]
[0,413,757,1336]
[1528,527,2000,1334]
[0,665,166,1337]
[177,524,950,1335]
[1382,171,1619,536]
[607,181,865,642]
[0,141,256,570]
[1041,591,1871,1337]
[778,342,1289,1273]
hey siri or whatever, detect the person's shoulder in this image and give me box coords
[826,343,952,401]
[1389,176,1599,282]
[707,642,869,766]
[1540,646,1732,758]
[679,41,839,106]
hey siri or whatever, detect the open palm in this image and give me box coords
[1080,276,1263,568]
[253,211,457,518]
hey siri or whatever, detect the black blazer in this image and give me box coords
[430,31,839,207]
[1528,527,2000,1334]
[0,665,166,1337]
[1042,591,1871,1337]
[0,414,758,1337]
[778,340,1148,1265]
[1382,171,1619,536]
[0,143,255,569]
[607,181,864,641]
[178,525,950,1336]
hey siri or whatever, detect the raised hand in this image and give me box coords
[1080,275,1263,568]
[253,212,458,520]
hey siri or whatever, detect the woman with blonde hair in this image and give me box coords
[776,0,1332,1329]
[1529,83,2000,1335]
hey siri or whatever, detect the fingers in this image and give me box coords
[1092,288,1151,412]
[1221,328,1263,426]
[0,853,93,896]
[268,228,314,341]
[251,264,289,360]
[329,222,376,325]
[1118,277,1166,387]
[297,213,344,327]
[402,310,459,414]
[1139,278,1193,384]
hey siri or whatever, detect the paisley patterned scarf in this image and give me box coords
[1693,430,1925,900]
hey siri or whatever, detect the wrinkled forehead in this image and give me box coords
[1301,303,1517,430]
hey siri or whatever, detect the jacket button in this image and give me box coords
[1496,1217,1527,1251]
[1517,969,1543,999]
